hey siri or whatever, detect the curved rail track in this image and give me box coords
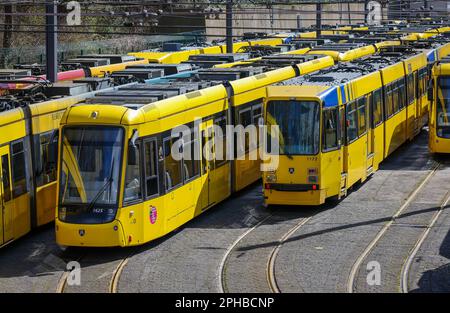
[347,162,442,293]
[266,217,312,293]
[219,213,313,293]
[109,249,137,293]
[218,215,272,293]
[400,190,450,293]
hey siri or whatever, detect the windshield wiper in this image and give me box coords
[86,158,115,212]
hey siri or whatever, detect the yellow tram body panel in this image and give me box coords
[338,45,377,62]
[89,59,149,77]
[429,63,450,154]
[437,42,450,60]
[0,110,30,246]
[380,62,408,157]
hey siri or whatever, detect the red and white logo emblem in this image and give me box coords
[149,206,157,224]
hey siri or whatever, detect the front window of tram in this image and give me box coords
[58,126,124,224]
[266,100,320,155]
[437,77,450,139]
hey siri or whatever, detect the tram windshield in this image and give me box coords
[437,77,450,138]
[266,100,320,155]
[58,126,124,224]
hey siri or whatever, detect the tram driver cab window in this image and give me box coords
[124,143,142,204]
[163,137,182,191]
[11,140,28,198]
[322,108,339,151]
[144,140,159,198]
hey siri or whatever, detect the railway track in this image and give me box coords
[219,213,314,293]
[266,217,312,293]
[218,215,272,293]
[109,250,137,293]
[400,189,450,293]
[347,161,445,293]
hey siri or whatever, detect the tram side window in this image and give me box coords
[398,79,406,110]
[215,116,228,167]
[418,68,427,98]
[322,108,339,151]
[36,131,58,187]
[422,68,428,97]
[252,105,262,125]
[163,137,182,191]
[418,71,423,98]
[183,130,200,181]
[238,108,252,153]
[124,143,142,204]
[11,140,28,198]
[407,74,415,105]
[340,107,345,144]
[1,154,11,202]
[346,102,358,143]
[385,84,394,118]
[252,104,263,148]
[357,97,367,136]
[144,140,159,198]
[392,82,400,113]
[372,89,383,127]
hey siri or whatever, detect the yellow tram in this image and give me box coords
[429,59,450,153]
[262,45,435,206]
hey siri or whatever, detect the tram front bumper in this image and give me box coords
[264,188,326,206]
[55,218,127,247]
[429,135,450,154]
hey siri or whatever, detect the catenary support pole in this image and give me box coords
[46,0,58,83]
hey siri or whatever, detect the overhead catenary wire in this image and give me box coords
[1,0,448,64]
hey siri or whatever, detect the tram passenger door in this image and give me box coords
[200,120,215,209]
[0,146,14,245]
[367,94,374,172]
